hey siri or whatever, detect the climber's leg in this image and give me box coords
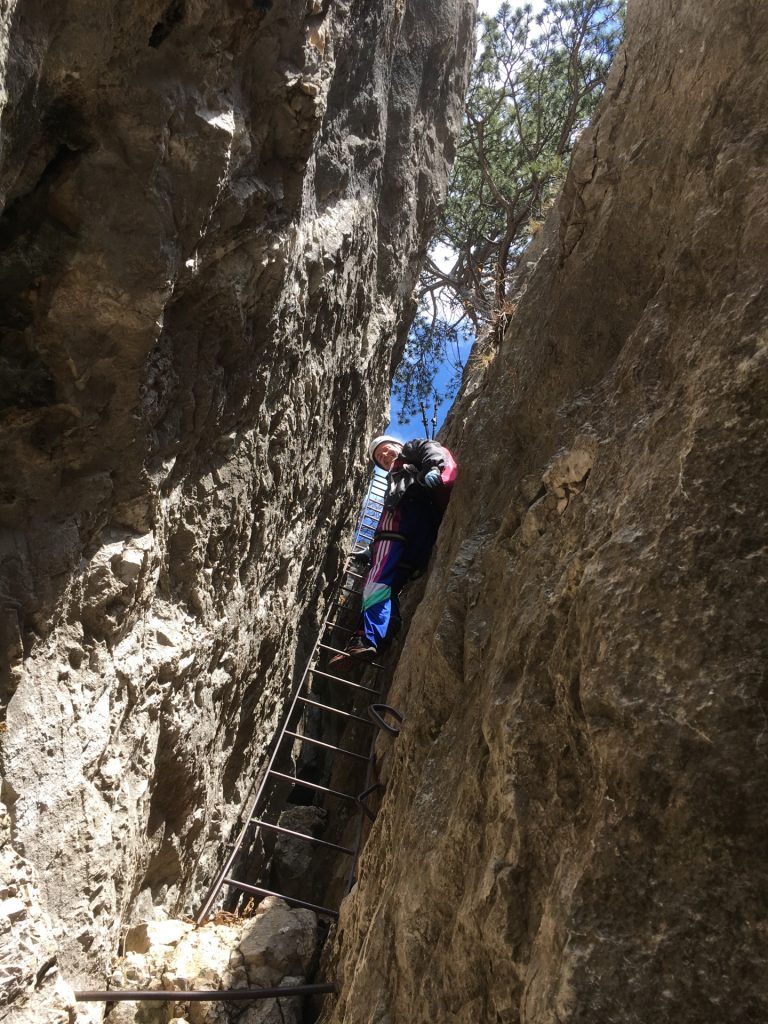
[360,508,407,648]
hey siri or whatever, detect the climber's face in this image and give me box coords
[373,441,402,471]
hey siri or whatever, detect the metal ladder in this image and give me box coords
[195,466,399,923]
[76,468,403,1005]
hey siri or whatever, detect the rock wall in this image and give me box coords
[325,1,768,1021]
[0,0,474,1013]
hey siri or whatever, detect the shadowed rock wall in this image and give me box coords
[0,0,474,1011]
[326,1,768,1021]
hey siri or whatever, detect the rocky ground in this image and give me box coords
[106,900,316,1024]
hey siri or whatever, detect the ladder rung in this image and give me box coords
[346,570,365,579]
[251,819,355,855]
[308,667,378,692]
[223,878,339,918]
[316,642,383,668]
[268,770,358,802]
[297,696,376,726]
[283,729,369,762]
[324,620,355,634]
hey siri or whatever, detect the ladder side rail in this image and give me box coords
[195,552,355,924]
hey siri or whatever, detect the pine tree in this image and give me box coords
[393,0,624,428]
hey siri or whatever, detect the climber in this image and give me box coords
[330,434,457,666]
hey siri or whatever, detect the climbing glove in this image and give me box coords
[421,468,442,489]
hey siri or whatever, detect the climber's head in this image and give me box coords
[368,435,402,471]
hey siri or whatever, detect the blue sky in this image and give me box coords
[386,0,548,441]
[386,333,474,439]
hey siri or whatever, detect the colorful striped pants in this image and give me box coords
[360,497,440,648]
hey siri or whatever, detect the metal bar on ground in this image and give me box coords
[308,667,378,693]
[283,729,369,762]
[297,696,375,726]
[75,984,337,1003]
[223,878,339,918]
[267,770,359,802]
[252,818,355,855]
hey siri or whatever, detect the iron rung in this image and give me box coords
[268,770,358,802]
[297,696,375,727]
[324,620,355,634]
[308,667,378,692]
[316,642,383,668]
[223,877,338,918]
[283,729,369,761]
[251,818,355,855]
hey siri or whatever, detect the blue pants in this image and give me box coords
[360,497,440,648]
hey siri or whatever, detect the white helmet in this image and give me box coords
[368,434,402,465]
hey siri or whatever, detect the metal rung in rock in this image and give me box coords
[252,818,355,855]
[324,620,355,634]
[357,782,386,822]
[308,667,379,693]
[268,769,359,802]
[317,642,383,668]
[223,877,339,918]
[368,704,404,736]
[297,696,376,727]
[283,728,369,762]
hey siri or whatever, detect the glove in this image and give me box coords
[421,468,442,489]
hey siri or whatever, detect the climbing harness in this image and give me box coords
[373,530,408,542]
[75,467,403,1005]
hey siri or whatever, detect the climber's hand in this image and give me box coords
[421,468,442,489]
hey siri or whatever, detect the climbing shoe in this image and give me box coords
[329,638,377,668]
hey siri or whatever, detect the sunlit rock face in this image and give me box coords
[325,2,768,1022]
[0,0,474,1013]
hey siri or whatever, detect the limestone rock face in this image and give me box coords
[325,2,768,1022]
[109,899,315,1023]
[0,799,77,1023]
[0,0,474,1011]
